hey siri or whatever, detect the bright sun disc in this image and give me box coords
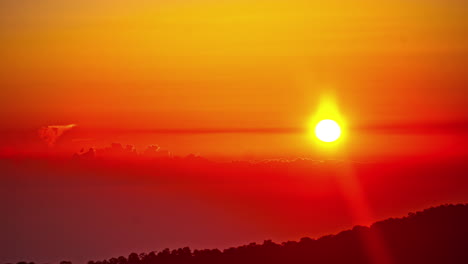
[315,119,341,142]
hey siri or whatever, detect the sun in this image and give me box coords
[315,119,341,142]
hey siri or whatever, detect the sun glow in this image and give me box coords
[309,95,346,145]
[315,119,341,142]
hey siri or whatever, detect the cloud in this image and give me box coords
[73,147,96,160]
[73,143,171,159]
[38,124,76,147]
[143,144,171,158]
[95,143,137,158]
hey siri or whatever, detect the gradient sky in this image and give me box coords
[1,1,468,263]
[1,0,467,158]
[2,156,468,263]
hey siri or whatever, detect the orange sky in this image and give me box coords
[1,2,468,262]
[1,0,467,158]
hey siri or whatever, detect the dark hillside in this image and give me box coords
[80,204,468,264]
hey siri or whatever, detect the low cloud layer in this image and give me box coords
[74,143,171,160]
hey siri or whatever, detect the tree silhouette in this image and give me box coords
[74,204,468,264]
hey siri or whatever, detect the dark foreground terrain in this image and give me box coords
[12,203,468,264]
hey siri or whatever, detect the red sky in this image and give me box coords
[2,155,468,263]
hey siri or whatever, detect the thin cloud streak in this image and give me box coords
[89,121,468,135]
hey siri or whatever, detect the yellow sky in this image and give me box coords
[0,0,467,157]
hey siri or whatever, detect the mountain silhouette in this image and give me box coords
[70,204,467,264]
